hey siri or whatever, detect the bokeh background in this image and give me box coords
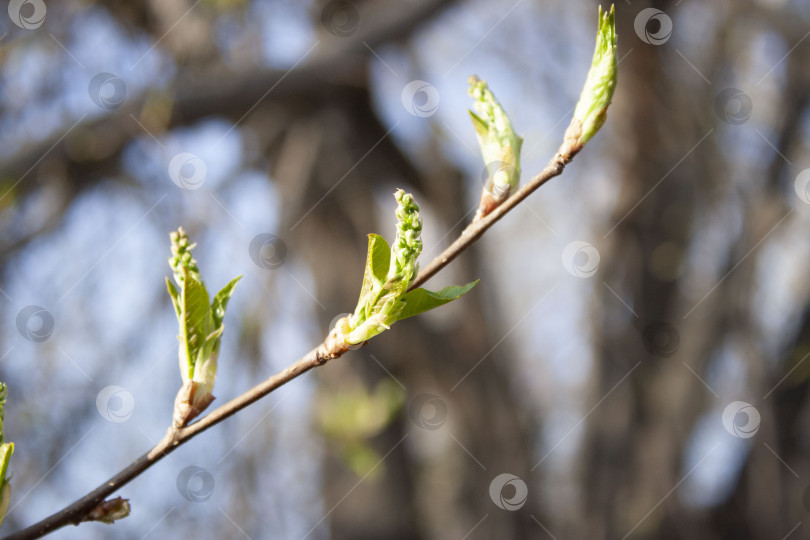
[1,0,810,538]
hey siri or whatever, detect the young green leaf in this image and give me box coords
[165,278,181,318]
[353,234,391,322]
[0,382,14,529]
[367,234,391,286]
[0,477,9,529]
[397,281,479,321]
[212,275,243,329]
[179,270,214,382]
[0,445,11,505]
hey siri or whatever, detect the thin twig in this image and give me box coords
[410,148,571,290]
[2,144,574,540]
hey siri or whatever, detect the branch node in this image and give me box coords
[172,381,215,429]
[81,497,130,525]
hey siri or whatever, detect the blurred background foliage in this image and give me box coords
[1,0,810,538]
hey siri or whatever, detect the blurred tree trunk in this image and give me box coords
[583,2,720,538]
[709,10,810,539]
[582,3,810,539]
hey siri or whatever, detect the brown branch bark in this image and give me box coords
[1,138,577,540]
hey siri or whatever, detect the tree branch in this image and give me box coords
[1,141,575,540]
[410,148,572,290]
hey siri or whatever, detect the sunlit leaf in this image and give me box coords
[359,235,390,299]
[353,234,391,320]
[211,275,242,329]
[165,278,181,318]
[397,281,479,321]
[179,270,213,380]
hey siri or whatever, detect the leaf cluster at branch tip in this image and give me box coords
[330,190,477,349]
[165,227,241,427]
[467,75,523,218]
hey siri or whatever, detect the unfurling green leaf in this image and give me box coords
[179,270,214,381]
[398,281,479,321]
[0,482,10,530]
[165,278,181,318]
[0,382,14,529]
[166,227,242,427]
[467,76,523,219]
[326,190,477,353]
[565,4,617,155]
[212,276,243,330]
[353,234,391,323]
